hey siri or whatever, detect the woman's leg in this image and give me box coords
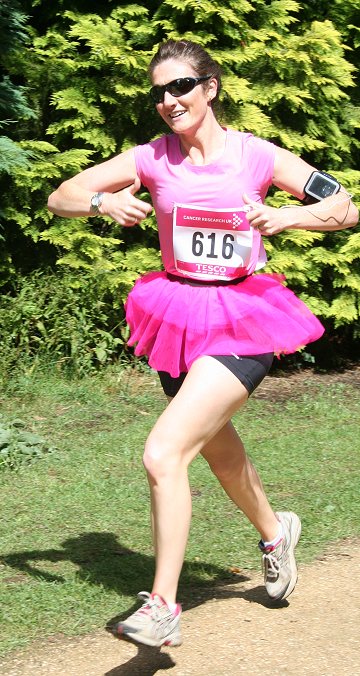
[115,355,299,646]
[200,421,279,541]
[143,355,277,604]
[200,416,301,604]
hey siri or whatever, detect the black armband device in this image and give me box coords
[302,171,340,205]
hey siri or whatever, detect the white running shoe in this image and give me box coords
[259,511,301,601]
[113,591,182,647]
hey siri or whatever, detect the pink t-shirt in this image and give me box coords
[134,129,276,277]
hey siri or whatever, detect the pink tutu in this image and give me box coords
[125,271,324,377]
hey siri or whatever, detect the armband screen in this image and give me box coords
[303,171,340,205]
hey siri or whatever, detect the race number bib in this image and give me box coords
[172,203,254,281]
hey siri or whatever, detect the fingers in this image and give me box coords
[125,178,152,224]
[118,199,152,227]
[244,199,285,234]
[128,176,141,195]
[242,193,259,211]
[119,203,150,227]
[248,213,265,228]
[243,194,276,232]
[243,205,271,235]
[242,193,263,226]
[130,196,153,224]
[104,178,153,226]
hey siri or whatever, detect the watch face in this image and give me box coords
[91,193,103,211]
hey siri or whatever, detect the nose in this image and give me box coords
[162,89,177,106]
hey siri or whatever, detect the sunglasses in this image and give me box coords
[149,75,212,104]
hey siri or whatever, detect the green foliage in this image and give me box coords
[0,76,35,128]
[0,136,32,174]
[0,0,28,52]
[0,0,359,364]
[0,2,35,175]
[0,414,54,471]
[5,142,94,239]
[0,142,94,286]
[0,270,131,381]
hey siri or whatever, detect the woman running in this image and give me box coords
[48,39,358,648]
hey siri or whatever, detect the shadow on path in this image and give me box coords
[1,531,254,606]
[104,645,176,675]
[1,531,288,673]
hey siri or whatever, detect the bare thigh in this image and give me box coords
[145,356,249,469]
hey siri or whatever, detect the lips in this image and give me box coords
[169,111,186,119]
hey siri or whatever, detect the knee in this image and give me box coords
[143,432,182,481]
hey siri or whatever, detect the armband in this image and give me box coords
[302,171,340,205]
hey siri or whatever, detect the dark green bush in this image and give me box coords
[0,269,128,383]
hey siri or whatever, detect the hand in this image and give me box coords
[243,193,295,236]
[103,177,153,226]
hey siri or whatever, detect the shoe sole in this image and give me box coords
[114,627,182,648]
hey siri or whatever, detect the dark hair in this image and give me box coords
[149,40,222,103]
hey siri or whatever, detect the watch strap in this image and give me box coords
[90,192,104,214]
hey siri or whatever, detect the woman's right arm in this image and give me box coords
[47,148,152,226]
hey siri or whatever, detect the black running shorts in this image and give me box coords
[158,353,274,398]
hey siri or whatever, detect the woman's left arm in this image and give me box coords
[244,147,359,235]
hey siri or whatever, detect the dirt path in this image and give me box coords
[1,539,359,676]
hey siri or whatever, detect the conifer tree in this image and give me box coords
[0,0,38,282]
[0,0,35,173]
[3,0,360,361]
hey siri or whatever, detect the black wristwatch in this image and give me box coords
[90,192,104,214]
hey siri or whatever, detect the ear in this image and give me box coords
[207,77,218,102]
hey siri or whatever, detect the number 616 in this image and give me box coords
[192,231,234,260]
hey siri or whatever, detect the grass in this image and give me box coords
[0,364,359,657]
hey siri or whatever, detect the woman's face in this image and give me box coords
[151,58,217,135]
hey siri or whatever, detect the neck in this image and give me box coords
[178,117,226,166]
